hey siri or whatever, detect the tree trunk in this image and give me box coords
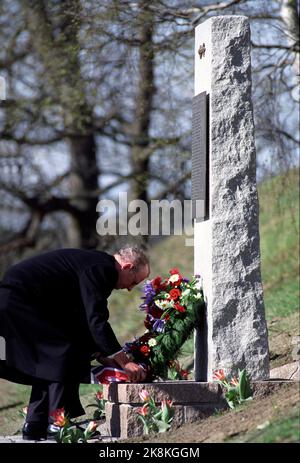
[130,3,156,244]
[68,135,99,248]
[24,0,100,248]
[281,0,299,80]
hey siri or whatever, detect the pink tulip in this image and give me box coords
[86,421,98,433]
[139,389,150,402]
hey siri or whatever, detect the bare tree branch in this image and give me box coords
[0,211,43,253]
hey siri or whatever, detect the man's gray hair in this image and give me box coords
[115,246,149,271]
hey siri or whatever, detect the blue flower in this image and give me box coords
[152,318,165,333]
[139,280,156,312]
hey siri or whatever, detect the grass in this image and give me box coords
[259,168,299,319]
[226,402,300,443]
[248,411,300,443]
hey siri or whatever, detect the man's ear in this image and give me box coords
[121,262,134,270]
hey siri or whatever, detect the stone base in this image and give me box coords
[104,381,226,439]
[270,361,300,381]
[103,380,299,439]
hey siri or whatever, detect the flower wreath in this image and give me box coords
[123,268,205,380]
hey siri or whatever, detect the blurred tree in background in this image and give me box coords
[0,0,299,272]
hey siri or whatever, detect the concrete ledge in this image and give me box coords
[270,361,300,381]
[251,379,299,397]
[103,381,222,404]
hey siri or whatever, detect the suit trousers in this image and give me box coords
[0,360,85,425]
[27,380,85,425]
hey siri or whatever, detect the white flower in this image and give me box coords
[169,274,180,283]
[155,299,174,310]
[181,289,191,297]
[148,338,157,347]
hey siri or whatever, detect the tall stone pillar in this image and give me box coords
[193,16,269,380]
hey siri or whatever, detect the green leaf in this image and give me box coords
[161,404,171,422]
[154,419,171,433]
[225,389,239,408]
[238,369,252,400]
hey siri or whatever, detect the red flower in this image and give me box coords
[161,399,173,409]
[150,307,163,319]
[50,408,67,427]
[144,319,152,329]
[164,313,170,321]
[151,276,162,291]
[174,302,186,313]
[139,333,151,343]
[130,343,139,352]
[140,345,150,356]
[160,281,167,291]
[137,405,149,416]
[213,369,226,382]
[231,377,239,387]
[169,288,181,300]
[169,268,180,275]
[96,390,104,400]
[180,369,189,379]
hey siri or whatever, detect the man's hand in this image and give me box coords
[110,350,147,382]
[123,362,147,382]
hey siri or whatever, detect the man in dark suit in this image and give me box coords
[0,246,149,440]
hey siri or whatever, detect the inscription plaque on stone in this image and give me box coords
[0,337,5,360]
[192,91,208,221]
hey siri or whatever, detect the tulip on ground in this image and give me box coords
[136,389,174,434]
[49,408,100,443]
[86,388,107,420]
[213,368,253,409]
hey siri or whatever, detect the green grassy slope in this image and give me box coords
[109,168,300,346]
[259,169,299,318]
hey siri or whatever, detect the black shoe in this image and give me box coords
[22,422,47,441]
[47,424,64,439]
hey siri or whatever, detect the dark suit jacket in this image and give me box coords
[0,249,122,382]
